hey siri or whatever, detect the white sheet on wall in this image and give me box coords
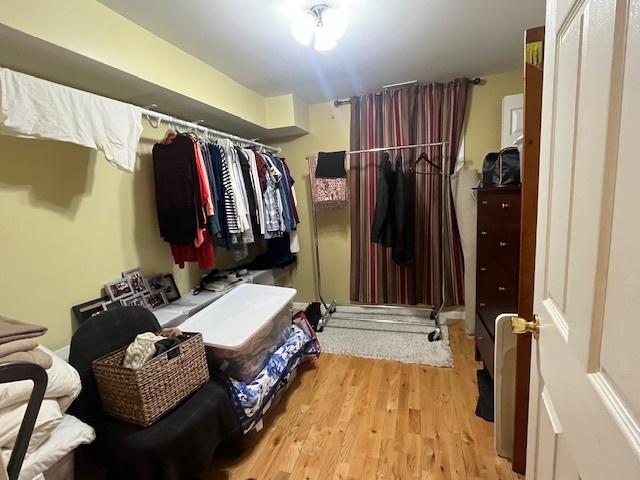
[452,169,480,335]
[0,68,142,172]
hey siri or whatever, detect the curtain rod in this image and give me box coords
[346,141,448,156]
[141,108,281,153]
[333,77,483,107]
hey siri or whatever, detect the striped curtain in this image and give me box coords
[349,79,468,306]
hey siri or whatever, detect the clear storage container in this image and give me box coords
[180,284,296,382]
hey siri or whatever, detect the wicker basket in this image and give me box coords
[92,332,209,427]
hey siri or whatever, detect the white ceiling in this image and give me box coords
[98,0,546,103]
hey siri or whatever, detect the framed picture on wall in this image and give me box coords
[162,274,181,302]
[72,297,107,324]
[123,267,149,295]
[122,293,146,309]
[105,278,134,301]
[144,291,168,310]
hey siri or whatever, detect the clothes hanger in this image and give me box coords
[411,152,442,174]
[159,128,178,145]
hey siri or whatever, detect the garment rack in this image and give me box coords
[310,141,450,341]
[142,108,281,154]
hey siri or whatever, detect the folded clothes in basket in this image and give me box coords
[228,325,319,433]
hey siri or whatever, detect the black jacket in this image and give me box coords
[371,153,395,247]
[370,153,414,267]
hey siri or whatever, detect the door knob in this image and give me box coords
[511,315,540,339]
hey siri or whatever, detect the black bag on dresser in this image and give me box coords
[482,147,521,187]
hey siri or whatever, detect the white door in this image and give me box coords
[525,0,640,479]
[501,93,524,148]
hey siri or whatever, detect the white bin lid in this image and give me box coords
[180,283,296,349]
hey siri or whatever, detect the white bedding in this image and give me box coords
[1,415,95,480]
[0,346,81,412]
[0,400,63,454]
[0,346,82,454]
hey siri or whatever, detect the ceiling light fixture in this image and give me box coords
[291,3,347,51]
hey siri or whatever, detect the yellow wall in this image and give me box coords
[276,71,523,304]
[463,71,524,170]
[275,103,352,304]
[0,127,241,350]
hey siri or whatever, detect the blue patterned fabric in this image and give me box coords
[228,325,315,433]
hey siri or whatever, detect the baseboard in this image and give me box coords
[54,345,70,362]
[293,302,309,311]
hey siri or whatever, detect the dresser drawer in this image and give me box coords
[477,231,521,274]
[475,312,494,378]
[476,266,518,337]
[477,191,521,224]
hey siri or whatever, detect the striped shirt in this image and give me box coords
[220,146,240,234]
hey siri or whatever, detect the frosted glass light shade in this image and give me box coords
[321,7,347,41]
[314,27,337,51]
[290,5,347,51]
[290,11,315,46]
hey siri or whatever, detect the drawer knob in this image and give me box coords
[480,266,487,272]
[481,231,488,236]
[499,241,508,247]
[479,302,486,307]
[501,202,510,208]
[498,286,507,292]
[481,200,488,205]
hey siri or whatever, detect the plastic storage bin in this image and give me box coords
[180,284,296,382]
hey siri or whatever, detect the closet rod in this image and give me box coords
[141,108,281,154]
[346,141,448,156]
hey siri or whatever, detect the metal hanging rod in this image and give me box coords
[333,77,483,107]
[346,141,448,156]
[141,107,281,154]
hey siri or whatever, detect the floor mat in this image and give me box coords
[317,317,453,367]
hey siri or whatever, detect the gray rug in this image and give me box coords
[317,317,453,367]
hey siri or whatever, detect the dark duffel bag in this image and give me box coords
[482,147,521,187]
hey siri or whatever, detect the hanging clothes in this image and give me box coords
[243,149,266,235]
[0,67,143,172]
[371,152,395,247]
[308,155,348,208]
[152,135,300,269]
[392,156,414,267]
[152,134,204,245]
[153,134,215,269]
[370,153,414,267]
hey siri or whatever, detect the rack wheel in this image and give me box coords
[427,328,441,342]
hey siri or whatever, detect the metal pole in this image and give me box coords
[141,108,281,154]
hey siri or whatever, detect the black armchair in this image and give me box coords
[68,306,240,480]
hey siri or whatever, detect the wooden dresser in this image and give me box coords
[475,186,521,378]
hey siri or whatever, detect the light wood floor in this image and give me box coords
[206,324,523,480]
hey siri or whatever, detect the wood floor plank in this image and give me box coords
[206,324,524,480]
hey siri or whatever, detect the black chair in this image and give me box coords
[0,362,47,480]
[68,306,240,480]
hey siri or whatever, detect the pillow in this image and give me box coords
[0,346,81,412]
[0,400,63,453]
[1,415,95,480]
